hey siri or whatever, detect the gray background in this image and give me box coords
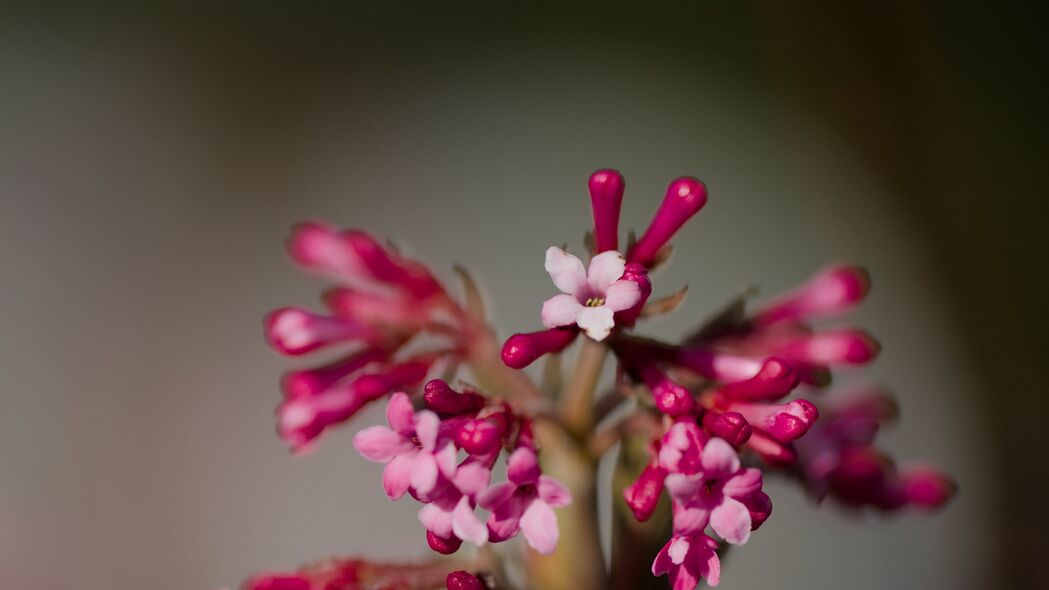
[2,3,1045,589]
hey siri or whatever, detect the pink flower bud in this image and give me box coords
[345,231,444,299]
[623,462,667,522]
[614,263,652,326]
[456,419,503,455]
[323,287,425,329]
[589,169,625,253]
[501,327,578,369]
[676,348,799,401]
[899,467,957,509]
[427,530,463,555]
[280,348,388,399]
[628,177,708,267]
[745,429,797,466]
[740,490,773,530]
[446,570,487,590]
[264,307,376,356]
[753,265,871,326]
[423,379,486,415]
[726,399,818,443]
[285,221,363,281]
[637,363,694,416]
[245,574,310,590]
[701,410,752,446]
[775,329,880,366]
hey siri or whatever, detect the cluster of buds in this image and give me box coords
[263,222,470,453]
[250,169,955,590]
[243,556,482,590]
[353,380,571,556]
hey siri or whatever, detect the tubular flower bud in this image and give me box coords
[344,230,444,299]
[701,411,752,446]
[624,462,668,522]
[589,169,625,253]
[427,531,464,555]
[744,429,797,466]
[722,399,819,443]
[753,264,871,326]
[637,363,695,416]
[264,307,377,356]
[628,176,708,267]
[773,329,880,366]
[501,327,578,369]
[285,221,365,281]
[423,379,486,416]
[456,418,504,455]
[280,348,388,399]
[898,467,957,509]
[675,348,799,401]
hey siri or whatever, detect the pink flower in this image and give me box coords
[478,447,572,555]
[665,438,769,545]
[652,533,721,589]
[417,479,489,548]
[540,247,641,341]
[353,392,457,500]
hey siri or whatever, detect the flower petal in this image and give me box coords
[453,461,492,497]
[386,392,415,434]
[411,452,439,495]
[545,247,587,296]
[353,426,409,462]
[541,294,584,328]
[452,496,488,546]
[604,279,641,312]
[418,503,453,538]
[507,447,541,486]
[520,499,559,555]
[652,540,675,576]
[576,306,615,341]
[434,443,458,480]
[668,536,691,565]
[701,437,741,476]
[587,250,626,292]
[382,454,414,500]
[698,539,721,586]
[722,468,763,498]
[414,410,440,451]
[477,481,516,510]
[670,499,710,536]
[710,498,752,545]
[538,475,572,508]
[486,492,526,542]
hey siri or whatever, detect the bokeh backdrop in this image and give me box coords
[2,3,1046,589]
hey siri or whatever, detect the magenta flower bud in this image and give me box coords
[285,221,364,280]
[446,570,487,590]
[745,429,797,466]
[899,467,957,509]
[701,410,752,446]
[427,530,463,555]
[727,399,818,443]
[345,231,443,299]
[264,307,376,356]
[614,262,652,326]
[423,379,486,415]
[456,418,503,455]
[676,348,799,401]
[281,348,388,399]
[245,574,310,590]
[588,169,625,253]
[740,490,773,530]
[753,264,871,326]
[777,329,881,366]
[637,363,694,416]
[501,327,578,369]
[623,462,668,522]
[323,287,423,328]
[628,176,708,267]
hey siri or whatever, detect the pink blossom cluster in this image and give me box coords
[353,381,571,555]
[252,169,955,590]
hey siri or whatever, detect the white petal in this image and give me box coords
[576,306,615,341]
[587,251,626,292]
[545,247,587,296]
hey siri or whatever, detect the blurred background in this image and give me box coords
[2,2,1046,589]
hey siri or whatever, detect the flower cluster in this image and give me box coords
[250,169,955,590]
[354,381,571,555]
[263,222,470,453]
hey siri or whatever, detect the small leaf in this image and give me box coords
[641,285,689,318]
[453,264,487,321]
[583,231,596,256]
[647,245,674,271]
[682,288,757,345]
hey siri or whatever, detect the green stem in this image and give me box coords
[560,338,609,437]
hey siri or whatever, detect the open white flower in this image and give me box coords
[540,247,641,341]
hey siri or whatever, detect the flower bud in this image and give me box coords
[614,263,652,326]
[701,410,752,446]
[753,265,870,326]
[281,348,388,399]
[446,570,488,590]
[264,307,376,356]
[637,363,694,416]
[623,462,667,522]
[628,177,708,267]
[775,329,880,366]
[589,169,625,253]
[726,399,818,443]
[423,379,486,415]
[501,327,578,369]
[427,530,463,555]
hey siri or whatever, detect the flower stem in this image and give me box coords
[560,338,609,437]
